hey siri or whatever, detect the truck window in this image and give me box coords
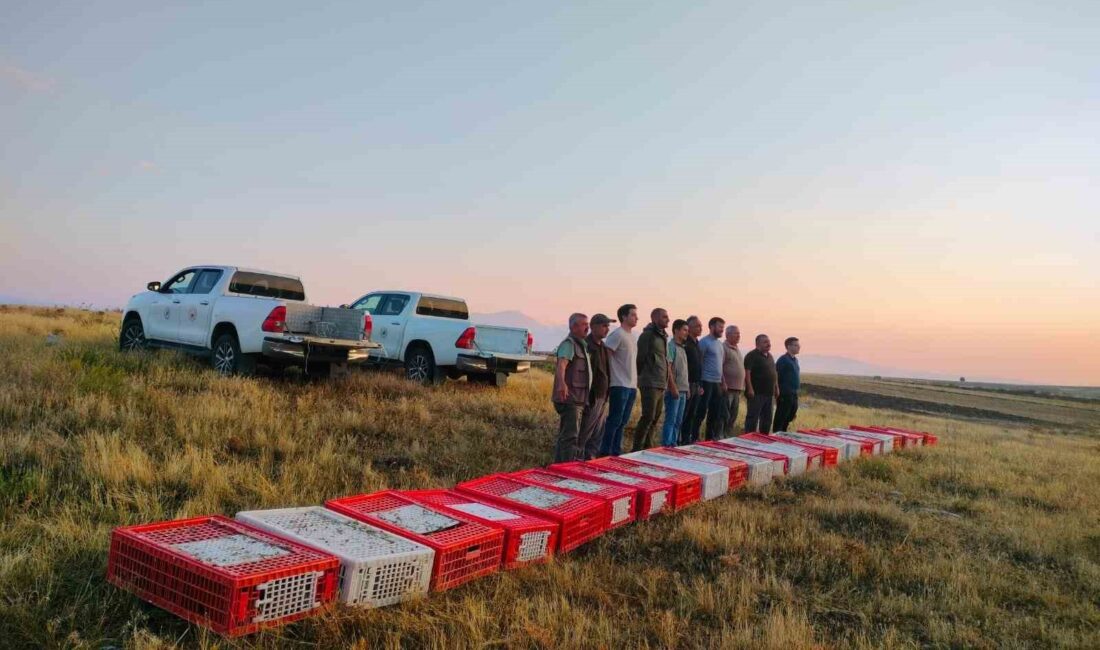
[228,272,305,301]
[191,270,223,295]
[416,296,468,319]
[378,294,410,316]
[352,294,382,314]
[163,270,198,294]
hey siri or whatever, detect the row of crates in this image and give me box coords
[106,423,936,637]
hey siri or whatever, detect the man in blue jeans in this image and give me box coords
[661,319,690,446]
[599,304,639,456]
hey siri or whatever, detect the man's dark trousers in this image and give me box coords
[744,394,774,434]
[679,383,703,444]
[632,388,664,451]
[553,402,583,462]
[773,393,799,433]
[697,380,727,441]
[577,396,608,460]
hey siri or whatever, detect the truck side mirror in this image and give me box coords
[147,281,161,292]
[339,304,350,309]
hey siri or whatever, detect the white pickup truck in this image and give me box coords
[120,265,379,375]
[344,290,544,387]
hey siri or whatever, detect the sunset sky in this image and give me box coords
[2,2,1097,385]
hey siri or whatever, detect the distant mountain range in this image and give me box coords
[472,310,964,381]
[0,294,63,307]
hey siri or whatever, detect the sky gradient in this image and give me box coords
[2,1,1098,385]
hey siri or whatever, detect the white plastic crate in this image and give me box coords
[237,506,433,608]
[646,490,669,517]
[720,438,809,475]
[773,432,859,461]
[682,444,776,485]
[621,451,729,500]
[515,531,553,562]
[828,428,895,453]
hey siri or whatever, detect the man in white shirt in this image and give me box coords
[598,304,639,456]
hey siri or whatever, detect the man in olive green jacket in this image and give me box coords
[631,307,672,451]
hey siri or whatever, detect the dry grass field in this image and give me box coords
[1,306,1098,649]
[801,374,1100,430]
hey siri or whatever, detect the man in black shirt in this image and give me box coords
[678,315,704,445]
[743,334,778,433]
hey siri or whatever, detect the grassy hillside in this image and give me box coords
[1,306,1097,649]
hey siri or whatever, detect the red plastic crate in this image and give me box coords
[549,461,672,519]
[837,425,909,449]
[750,434,838,468]
[708,440,791,474]
[653,448,750,491]
[455,474,609,553]
[511,468,637,529]
[819,428,887,455]
[402,489,557,569]
[325,491,503,591]
[798,428,877,456]
[869,424,938,446]
[107,515,340,637]
[848,425,922,448]
[587,456,702,512]
[739,434,828,470]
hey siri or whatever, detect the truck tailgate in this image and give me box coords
[285,304,367,341]
[472,324,532,355]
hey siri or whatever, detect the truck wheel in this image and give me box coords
[119,317,147,352]
[404,344,440,385]
[490,372,508,388]
[211,332,256,376]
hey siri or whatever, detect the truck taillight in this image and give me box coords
[363,312,373,340]
[526,332,534,352]
[455,326,477,350]
[261,306,287,333]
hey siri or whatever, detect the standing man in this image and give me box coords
[632,307,671,452]
[678,316,704,444]
[722,325,745,436]
[773,337,802,433]
[600,304,639,457]
[552,313,591,462]
[661,319,690,447]
[743,334,778,434]
[576,314,613,459]
[694,317,728,441]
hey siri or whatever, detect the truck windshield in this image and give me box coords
[416,296,468,319]
[228,272,305,301]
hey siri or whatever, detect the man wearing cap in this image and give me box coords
[552,313,591,462]
[575,313,613,459]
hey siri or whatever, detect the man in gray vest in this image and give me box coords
[552,313,591,462]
